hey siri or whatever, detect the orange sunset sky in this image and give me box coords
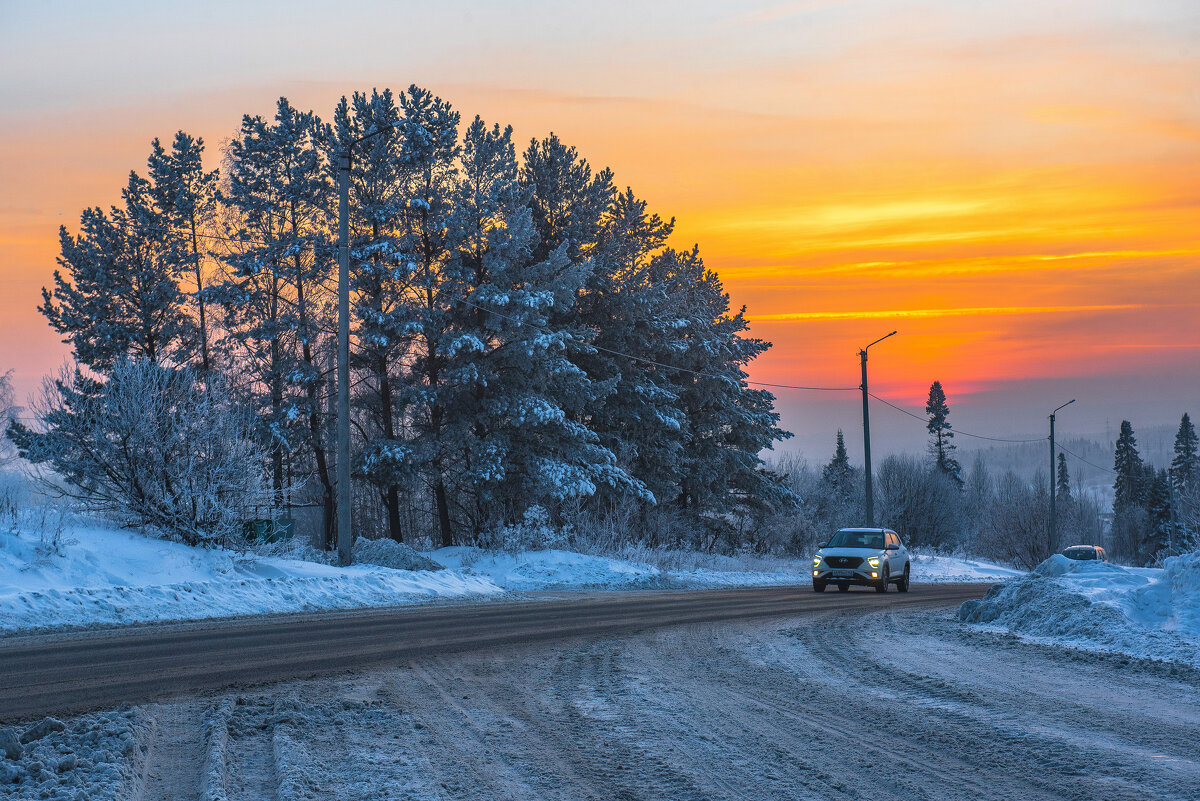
[1,0,1197,460]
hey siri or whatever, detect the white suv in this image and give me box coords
[812,528,910,593]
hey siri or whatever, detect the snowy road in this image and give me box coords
[116,602,1200,801]
[2,583,987,721]
[11,587,1199,800]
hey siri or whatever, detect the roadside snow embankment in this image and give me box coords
[1,519,1026,636]
[959,553,1200,667]
[0,527,501,636]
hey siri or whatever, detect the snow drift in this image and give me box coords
[959,552,1200,666]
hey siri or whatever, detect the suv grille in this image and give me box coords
[825,556,863,569]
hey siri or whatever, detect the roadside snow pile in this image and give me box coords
[260,536,442,572]
[908,553,1026,583]
[0,526,500,635]
[958,553,1200,666]
[430,547,665,590]
[0,708,150,799]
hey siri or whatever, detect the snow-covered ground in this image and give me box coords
[1,519,1022,635]
[959,552,1200,667]
[0,525,501,635]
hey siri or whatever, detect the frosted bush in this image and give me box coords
[479,506,570,553]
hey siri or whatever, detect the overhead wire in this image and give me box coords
[867,392,1046,444]
[1057,443,1118,475]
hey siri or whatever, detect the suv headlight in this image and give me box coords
[867,556,881,569]
[812,555,823,567]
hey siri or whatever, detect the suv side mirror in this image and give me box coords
[817,542,828,549]
[885,543,899,550]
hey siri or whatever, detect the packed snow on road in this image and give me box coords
[1,519,1020,635]
[5,607,1198,800]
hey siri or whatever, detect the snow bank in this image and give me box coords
[429,547,664,590]
[0,527,501,635]
[959,552,1200,666]
[0,519,1026,636]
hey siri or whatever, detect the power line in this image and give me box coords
[1058,442,1118,475]
[867,392,1046,444]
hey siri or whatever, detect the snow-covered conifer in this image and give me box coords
[1171,413,1197,495]
[41,173,189,372]
[212,98,336,538]
[147,132,219,371]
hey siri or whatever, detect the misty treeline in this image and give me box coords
[8,86,796,549]
[775,394,1200,568]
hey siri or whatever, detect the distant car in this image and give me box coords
[1062,545,1108,562]
[812,527,910,593]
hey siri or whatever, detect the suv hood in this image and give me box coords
[818,547,883,558]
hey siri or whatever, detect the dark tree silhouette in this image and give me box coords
[925,380,962,488]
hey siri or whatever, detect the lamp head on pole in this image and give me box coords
[1051,398,1076,418]
[861,330,897,357]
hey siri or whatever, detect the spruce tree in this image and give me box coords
[41,172,189,372]
[1112,420,1144,514]
[1056,452,1072,505]
[1142,468,1174,562]
[822,429,855,505]
[1171,413,1198,494]
[925,380,962,488]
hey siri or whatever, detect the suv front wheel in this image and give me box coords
[875,565,889,593]
[896,564,910,593]
[813,580,827,593]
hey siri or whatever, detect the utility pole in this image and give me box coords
[334,123,397,567]
[859,331,896,526]
[336,154,352,567]
[1049,399,1075,552]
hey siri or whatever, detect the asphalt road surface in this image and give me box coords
[0,582,991,722]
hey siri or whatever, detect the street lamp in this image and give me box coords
[336,123,396,567]
[859,330,896,526]
[1049,399,1075,551]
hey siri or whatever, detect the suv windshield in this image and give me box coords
[1063,547,1097,560]
[828,531,885,550]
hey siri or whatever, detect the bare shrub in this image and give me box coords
[9,359,270,545]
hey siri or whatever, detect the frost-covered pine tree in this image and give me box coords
[41,172,190,373]
[925,380,962,488]
[332,89,412,541]
[212,98,336,536]
[435,103,646,540]
[147,132,219,371]
[652,246,795,537]
[580,188,686,509]
[521,133,613,264]
[1171,413,1197,495]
